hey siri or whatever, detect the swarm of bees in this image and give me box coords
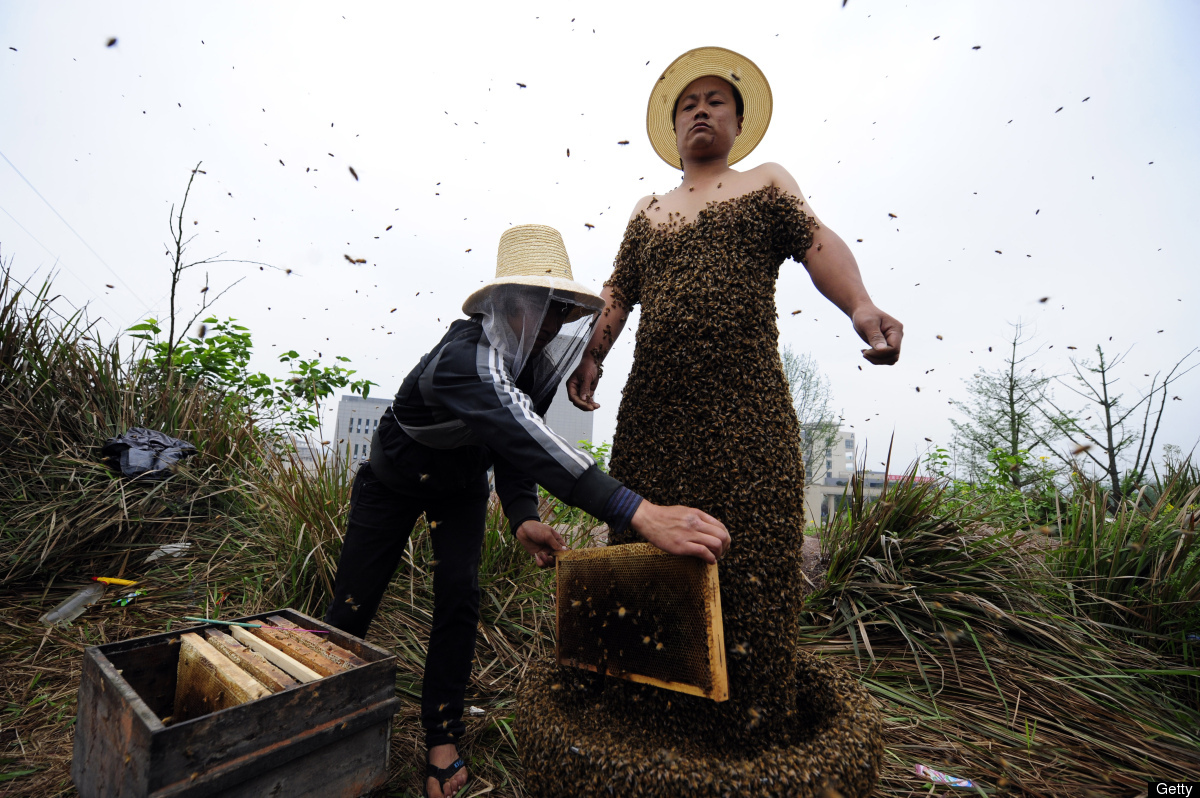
[516,648,883,796]
[513,185,884,796]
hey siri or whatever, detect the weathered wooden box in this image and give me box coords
[72,609,400,798]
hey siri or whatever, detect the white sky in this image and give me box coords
[3,1,1198,473]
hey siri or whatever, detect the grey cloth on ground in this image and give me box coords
[101,427,197,480]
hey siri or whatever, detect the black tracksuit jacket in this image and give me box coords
[369,318,634,532]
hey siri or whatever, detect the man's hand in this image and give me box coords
[852,304,904,365]
[630,502,730,564]
[515,520,568,568]
[567,356,601,411]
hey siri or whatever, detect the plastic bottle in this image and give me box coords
[39,583,106,626]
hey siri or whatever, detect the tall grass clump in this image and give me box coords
[803,461,1200,795]
[0,269,266,584]
[1047,478,1200,653]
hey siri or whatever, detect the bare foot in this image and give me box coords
[427,743,468,798]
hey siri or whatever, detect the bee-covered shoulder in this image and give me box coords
[757,162,803,198]
[628,195,657,221]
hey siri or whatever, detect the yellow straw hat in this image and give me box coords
[462,224,605,321]
[646,46,772,170]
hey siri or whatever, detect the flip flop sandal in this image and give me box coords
[426,755,466,797]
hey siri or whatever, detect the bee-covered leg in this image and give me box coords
[323,462,424,639]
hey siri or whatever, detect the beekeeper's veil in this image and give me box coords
[462,225,605,406]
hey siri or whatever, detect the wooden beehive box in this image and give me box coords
[71,609,400,798]
[556,543,728,701]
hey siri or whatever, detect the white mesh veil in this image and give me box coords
[473,283,600,407]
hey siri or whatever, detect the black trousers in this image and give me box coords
[324,462,489,748]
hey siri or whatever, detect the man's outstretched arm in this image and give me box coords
[767,163,904,365]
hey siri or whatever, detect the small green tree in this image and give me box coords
[129,162,375,433]
[949,322,1059,488]
[129,317,374,433]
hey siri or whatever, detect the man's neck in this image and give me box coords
[679,158,734,188]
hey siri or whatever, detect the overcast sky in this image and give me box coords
[3,1,1198,474]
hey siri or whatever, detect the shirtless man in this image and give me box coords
[568,71,903,411]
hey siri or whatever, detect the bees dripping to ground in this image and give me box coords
[514,185,885,796]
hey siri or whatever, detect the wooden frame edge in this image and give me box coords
[706,561,729,702]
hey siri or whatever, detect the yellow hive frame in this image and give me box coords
[555,543,728,702]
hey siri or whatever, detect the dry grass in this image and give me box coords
[801,468,1200,797]
[0,486,596,798]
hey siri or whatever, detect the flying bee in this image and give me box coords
[348,166,358,180]
[516,82,526,88]
[585,223,594,229]
[617,606,626,618]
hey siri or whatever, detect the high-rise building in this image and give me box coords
[801,426,932,527]
[333,395,391,466]
[542,377,595,451]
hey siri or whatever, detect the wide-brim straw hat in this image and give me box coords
[462,224,605,322]
[646,46,772,170]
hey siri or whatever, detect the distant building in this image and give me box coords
[544,376,595,450]
[801,427,933,526]
[332,379,594,472]
[334,394,391,467]
[289,437,325,473]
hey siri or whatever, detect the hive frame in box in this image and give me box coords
[71,608,400,798]
[555,543,728,701]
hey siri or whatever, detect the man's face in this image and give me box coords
[673,76,743,159]
[531,301,572,355]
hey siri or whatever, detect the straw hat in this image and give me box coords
[646,46,772,169]
[462,224,605,321]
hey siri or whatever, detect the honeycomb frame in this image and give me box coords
[556,542,729,702]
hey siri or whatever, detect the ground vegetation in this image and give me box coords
[1,265,1197,795]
